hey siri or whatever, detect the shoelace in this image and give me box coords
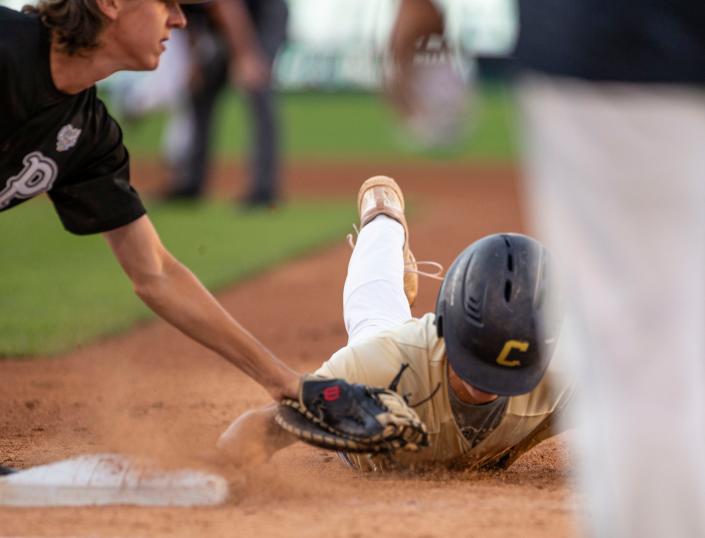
[346,224,445,281]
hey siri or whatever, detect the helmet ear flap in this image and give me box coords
[436,314,444,338]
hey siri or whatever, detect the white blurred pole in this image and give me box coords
[519,75,705,538]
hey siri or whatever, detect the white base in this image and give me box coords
[0,453,229,507]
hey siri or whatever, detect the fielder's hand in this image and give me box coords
[275,376,429,453]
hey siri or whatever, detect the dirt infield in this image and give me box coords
[0,161,577,538]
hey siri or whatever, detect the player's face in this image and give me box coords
[108,0,187,71]
[460,380,498,404]
[448,363,498,404]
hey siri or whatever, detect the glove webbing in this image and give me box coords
[274,407,407,453]
[279,396,391,444]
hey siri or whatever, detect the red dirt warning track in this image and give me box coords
[0,161,577,538]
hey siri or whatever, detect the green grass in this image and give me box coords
[0,197,355,357]
[119,85,518,161]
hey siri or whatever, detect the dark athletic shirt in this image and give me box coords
[0,7,145,235]
[183,0,283,29]
[183,1,260,24]
[515,0,705,83]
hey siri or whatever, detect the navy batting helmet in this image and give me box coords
[434,233,562,396]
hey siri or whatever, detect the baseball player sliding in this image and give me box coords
[219,176,575,470]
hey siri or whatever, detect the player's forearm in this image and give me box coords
[105,217,298,400]
[135,254,299,400]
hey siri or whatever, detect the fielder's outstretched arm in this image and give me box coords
[103,215,299,401]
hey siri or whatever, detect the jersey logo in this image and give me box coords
[496,340,529,367]
[56,124,81,152]
[0,152,59,209]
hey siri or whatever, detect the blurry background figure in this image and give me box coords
[97,0,516,164]
[387,35,470,149]
[165,0,288,208]
[389,1,705,537]
[515,2,705,537]
[384,0,516,150]
[385,0,470,149]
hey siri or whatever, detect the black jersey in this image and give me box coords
[183,0,285,31]
[0,7,145,235]
[515,0,705,83]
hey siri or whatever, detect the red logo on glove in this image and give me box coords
[323,386,341,402]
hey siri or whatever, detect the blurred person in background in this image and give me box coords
[164,0,288,209]
[384,0,468,150]
[388,0,705,536]
[0,0,301,406]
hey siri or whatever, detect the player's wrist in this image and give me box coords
[271,372,300,402]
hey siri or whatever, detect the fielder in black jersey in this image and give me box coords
[0,6,142,234]
[0,1,300,402]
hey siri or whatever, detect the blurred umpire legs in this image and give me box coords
[166,1,288,207]
[519,75,705,538]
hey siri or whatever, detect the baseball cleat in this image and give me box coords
[357,175,418,306]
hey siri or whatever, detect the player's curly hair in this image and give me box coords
[22,0,108,56]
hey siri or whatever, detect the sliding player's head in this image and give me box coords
[435,233,562,396]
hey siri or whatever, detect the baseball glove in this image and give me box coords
[275,373,429,453]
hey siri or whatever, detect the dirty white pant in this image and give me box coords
[343,216,411,346]
[519,75,705,538]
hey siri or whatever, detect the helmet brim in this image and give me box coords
[443,327,550,396]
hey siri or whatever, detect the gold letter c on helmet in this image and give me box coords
[496,340,529,367]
